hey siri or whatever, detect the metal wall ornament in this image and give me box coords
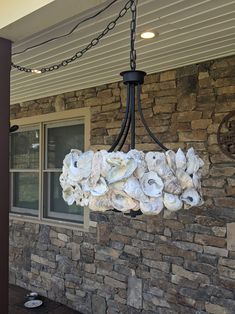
[61,0,205,216]
[217,110,235,159]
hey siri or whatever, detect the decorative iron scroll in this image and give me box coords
[217,110,235,159]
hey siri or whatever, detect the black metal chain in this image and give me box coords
[130,0,137,70]
[11,0,134,74]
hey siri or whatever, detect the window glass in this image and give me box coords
[11,129,39,169]
[10,117,86,226]
[47,123,84,169]
[45,121,85,222]
[44,172,83,222]
[12,172,39,215]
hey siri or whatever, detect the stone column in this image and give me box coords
[0,37,12,313]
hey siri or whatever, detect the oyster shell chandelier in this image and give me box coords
[61,0,204,216]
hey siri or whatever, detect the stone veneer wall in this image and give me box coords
[9,55,235,314]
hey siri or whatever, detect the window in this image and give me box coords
[10,108,90,229]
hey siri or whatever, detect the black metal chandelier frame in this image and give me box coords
[108,0,168,153]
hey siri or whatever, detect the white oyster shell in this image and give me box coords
[99,150,112,178]
[128,149,147,179]
[166,150,176,173]
[61,147,204,215]
[110,189,138,212]
[68,150,94,181]
[89,177,108,196]
[175,148,186,170]
[89,193,113,212]
[145,152,166,172]
[181,188,203,208]
[186,147,204,175]
[140,171,164,197]
[124,176,148,202]
[164,175,182,195]
[89,151,102,186]
[163,193,183,211]
[106,158,137,184]
[140,197,164,215]
[62,185,76,206]
[176,169,194,190]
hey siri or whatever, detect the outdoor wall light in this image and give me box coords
[10,125,19,133]
[60,0,204,216]
[140,31,156,39]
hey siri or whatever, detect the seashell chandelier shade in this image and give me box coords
[60,148,204,216]
[60,0,205,216]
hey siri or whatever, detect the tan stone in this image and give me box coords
[153,103,175,113]
[104,276,126,289]
[208,134,218,145]
[205,302,229,314]
[172,265,210,283]
[219,258,235,269]
[84,97,101,107]
[226,186,235,196]
[177,94,197,111]
[159,81,176,90]
[198,72,209,79]
[179,130,207,142]
[101,102,120,112]
[217,85,235,95]
[219,265,235,280]
[215,198,235,209]
[170,122,191,132]
[155,89,177,96]
[160,70,176,81]
[155,96,177,105]
[227,223,235,251]
[212,227,227,237]
[191,119,212,129]
[202,178,225,188]
[215,101,235,112]
[54,95,65,111]
[58,233,69,242]
[172,111,202,122]
[97,89,112,98]
[202,187,226,198]
[203,246,228,257]
[142,83,160,93]
[31,254,56,268]
[194,234,226,248]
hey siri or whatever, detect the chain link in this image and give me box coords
[130,0,137,70]
[11,0,134,74]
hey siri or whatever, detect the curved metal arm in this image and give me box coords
[108,86,130,152]
[118,92,132,151]
[137,84,168,151]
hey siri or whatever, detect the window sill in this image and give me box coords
[9,212,97,232]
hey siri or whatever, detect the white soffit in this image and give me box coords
[11,0,235,104]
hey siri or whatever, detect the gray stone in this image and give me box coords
[204,246,228,257]
[127,275,143,309]
[227,223,235,251]
[142,259,170,273]
[92,295,107,314]
[104,276,127,289]
[124,245,140,257]
[38,225,50,244]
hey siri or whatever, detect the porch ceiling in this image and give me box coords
[10,0,235,105]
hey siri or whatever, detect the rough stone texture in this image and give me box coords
[9,55,235,313]
[127,275,142,309]
[227,223,235,251]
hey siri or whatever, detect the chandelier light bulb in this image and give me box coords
[31,69,42,74]
[140,31,156,39]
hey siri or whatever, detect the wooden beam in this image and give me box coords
[0,37,11,314]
